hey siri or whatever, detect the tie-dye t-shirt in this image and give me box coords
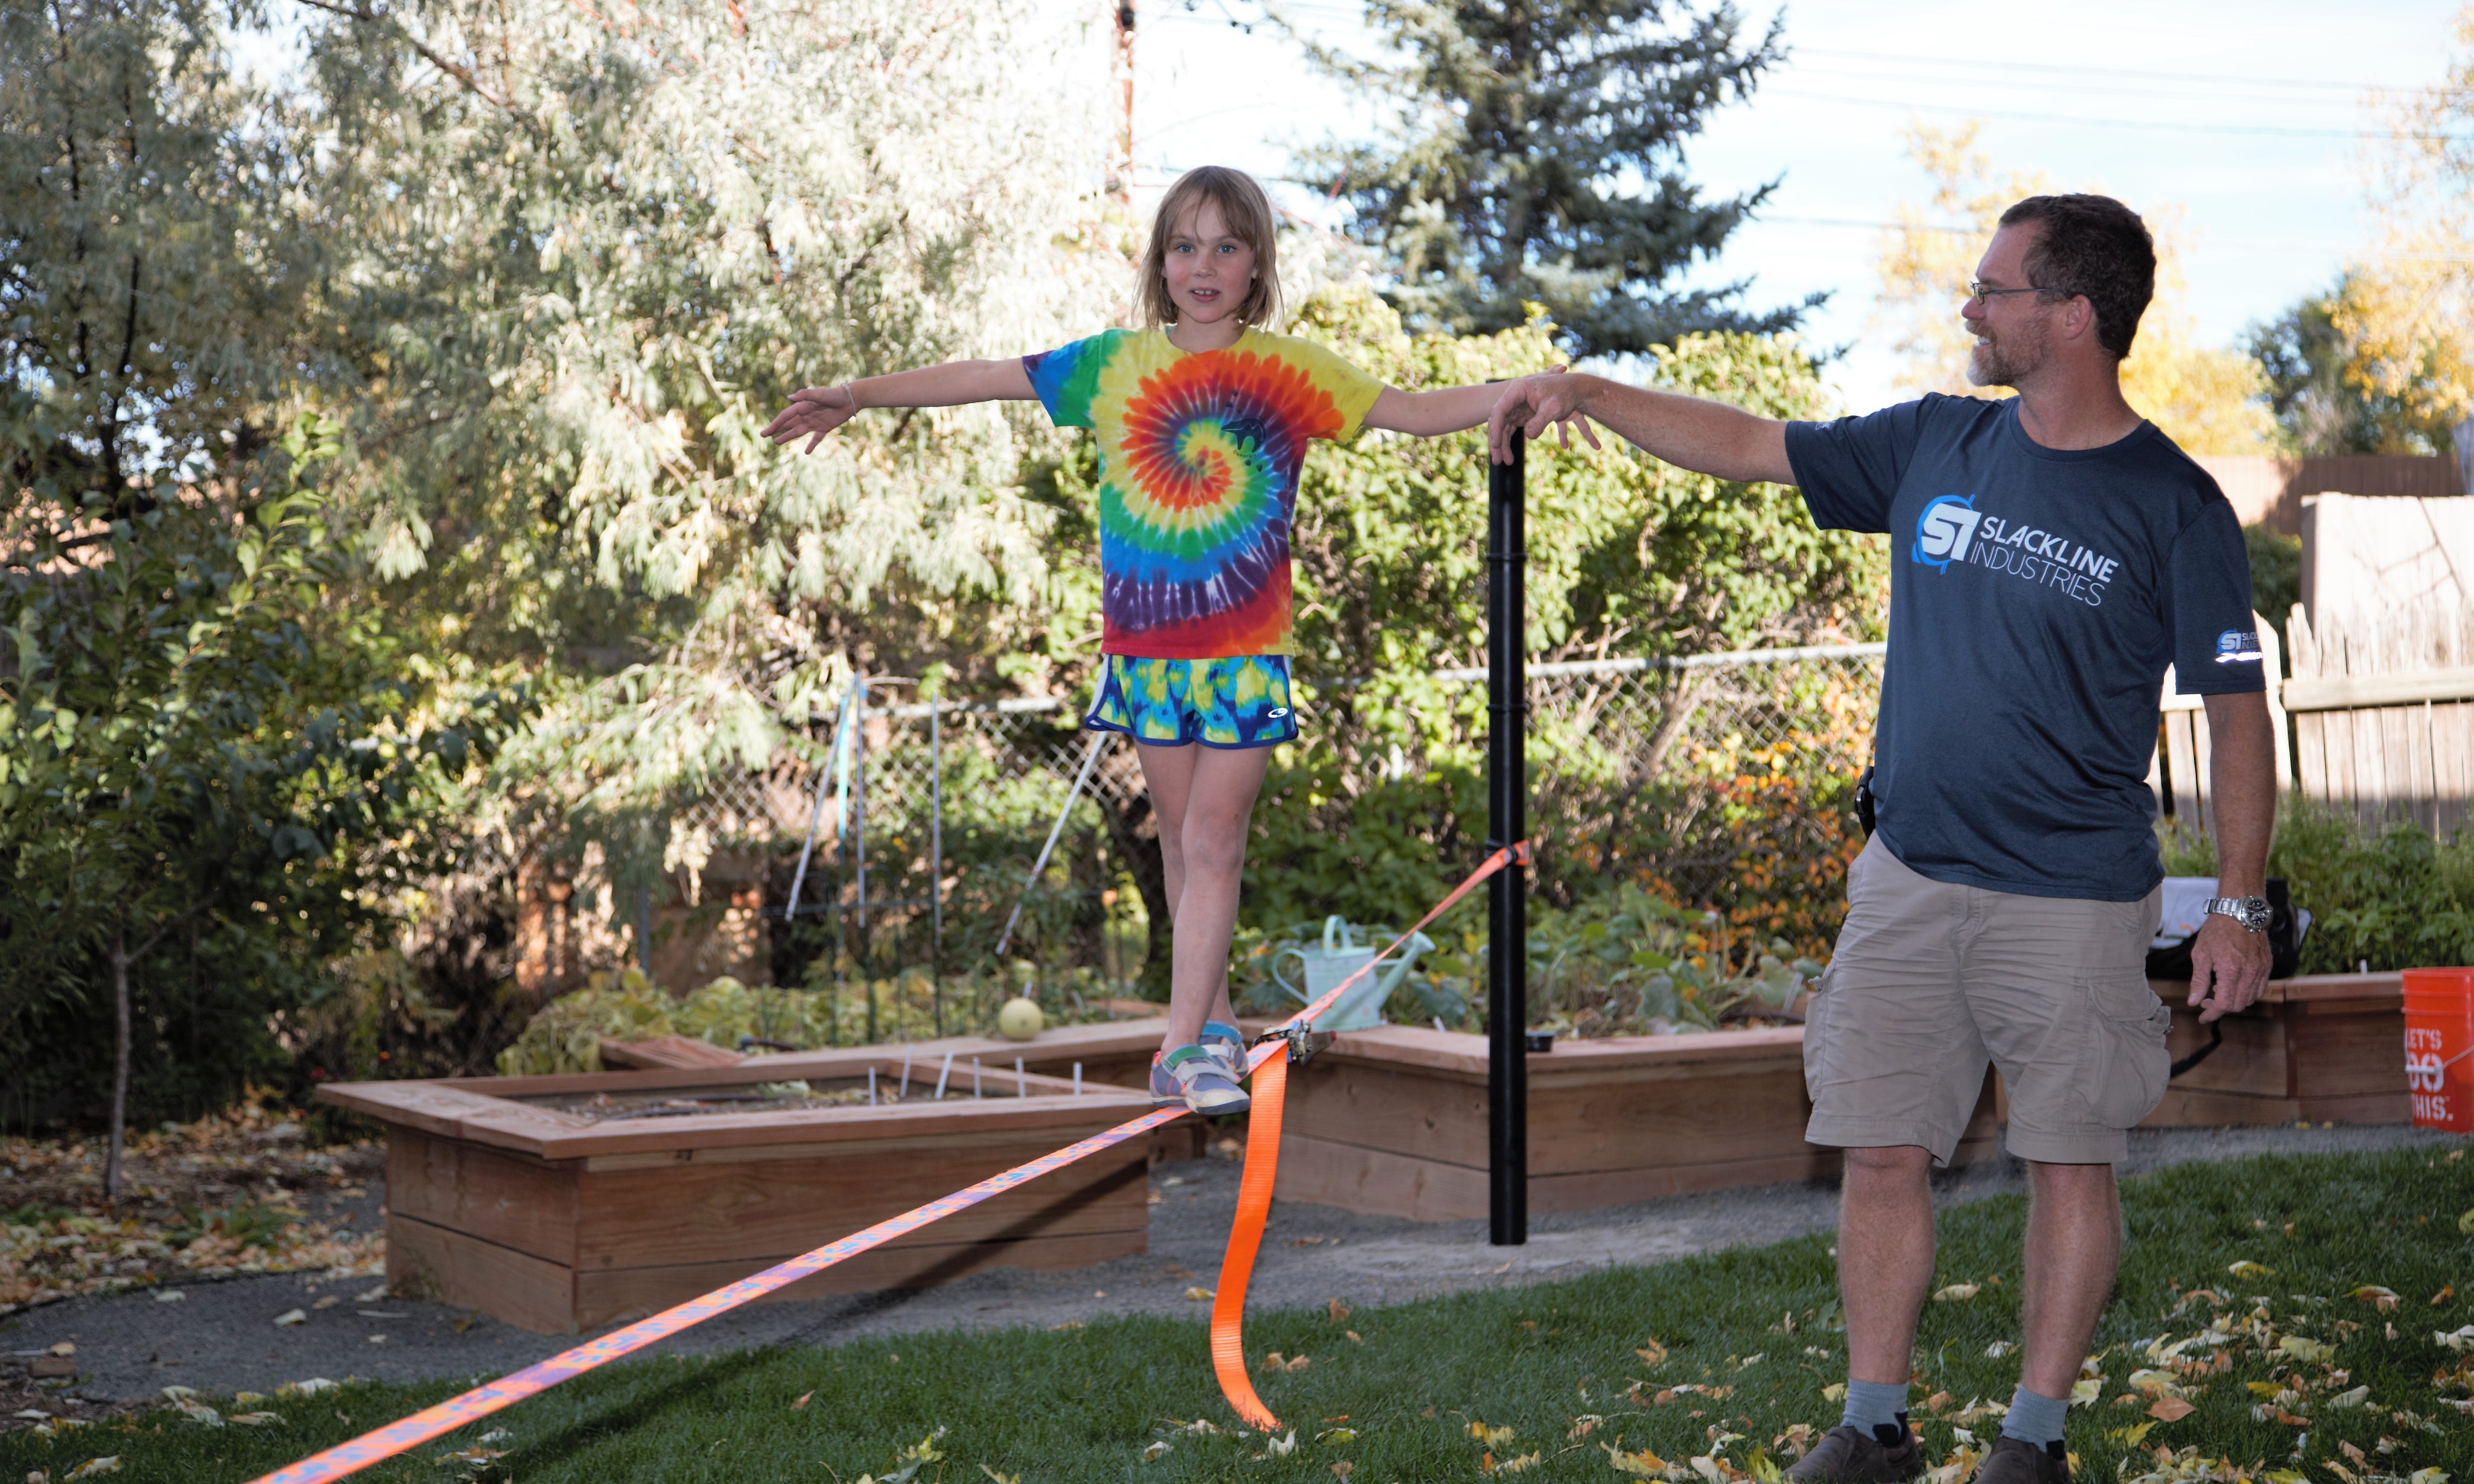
[1022,328,1385,658]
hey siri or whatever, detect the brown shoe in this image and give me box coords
[1786,1421,1924,1483]
[1971,1435,2069,1484]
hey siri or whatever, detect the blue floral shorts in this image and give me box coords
[1084,655,1299,749]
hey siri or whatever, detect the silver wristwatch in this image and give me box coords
[2204,895,2272,933]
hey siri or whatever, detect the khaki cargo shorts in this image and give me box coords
[1804,836,2170,1165]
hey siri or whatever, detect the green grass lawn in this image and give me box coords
[10,1143,2474,1483]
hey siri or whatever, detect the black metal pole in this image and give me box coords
[930,700,945,1037]
[1487,431,1528,1246]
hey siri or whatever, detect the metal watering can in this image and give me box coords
[1271,916,1435,1032]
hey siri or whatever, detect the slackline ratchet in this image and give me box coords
[249,840,1528,1483]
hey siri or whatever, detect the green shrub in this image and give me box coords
[2158,801,2474,972]
[1232,880,1816,1038]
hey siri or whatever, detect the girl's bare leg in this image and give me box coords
[1134,741,1268,1054]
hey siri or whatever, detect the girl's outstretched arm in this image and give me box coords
[1360,367,1599,446]
[764,359,1037,454]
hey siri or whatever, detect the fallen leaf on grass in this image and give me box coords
[1326,1298,1350,1324]
[1182,1287,1213,1302]
[1140,1441,1171,1461]
[434,1448,507,1465]
[2353,1286,2402,1310]
[2434,1286,2457,1307]
[1469,1421,1515,1448]
[2146,1398,2195,1422]
[272,1308,307,1327]
[979,1467,1022,1484]
[1331,1463,1354,1480]
[2328,1386,2371,1409]
[1636,1338,1670,1366]
[1345,1330,1362,1343]
[1932,1284,1980,1302]
[2460,1208,2474,1235]
[2227,1261,2275,1280]
[2128,1370,2183,1398]
[2277,1336,2334,1363]
[1483,1452,1541,1474]
[174,1400,223,1427]
[63,1460,120,1480]
[1821,1383,1846,1402]
[1265,1430,1297,1457]
[2108,1424,2157,1445]
[790,1392,812,1410]
[229,1412,285,1427]
[2435,1325,2474,1352]
[2069,1380,2102,1406]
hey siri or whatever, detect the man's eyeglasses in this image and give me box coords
[1967,282,2064,303]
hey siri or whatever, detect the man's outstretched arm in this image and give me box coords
[1486,372,1797,486]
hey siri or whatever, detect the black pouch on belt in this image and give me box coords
[1854,764,1877,837]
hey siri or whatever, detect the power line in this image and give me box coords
[1769,89,2466,142]
[1791,47,2442,96]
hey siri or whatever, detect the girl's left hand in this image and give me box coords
[763,385,861,454]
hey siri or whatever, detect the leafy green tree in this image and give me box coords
[1289,0,1817,358]
[0,0,321,512]
[2246,284,2458,457]
[294,0,1121,881]
[1,422,508,1186]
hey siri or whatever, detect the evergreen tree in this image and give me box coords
[1293,0,1817,358]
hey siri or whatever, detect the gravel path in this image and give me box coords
[4,1121,2454,1407]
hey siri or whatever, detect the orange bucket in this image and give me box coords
[2402,968,2474,1133]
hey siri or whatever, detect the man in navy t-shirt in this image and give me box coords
[1489,195,2274,1484]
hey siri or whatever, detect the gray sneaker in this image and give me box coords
[1971,1436,2068,1484]
[1786,1421,1923,1484]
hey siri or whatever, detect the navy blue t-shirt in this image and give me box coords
[1784,395,2264,902]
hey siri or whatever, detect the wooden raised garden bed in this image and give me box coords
[1273,1025,2002,1222]
[601,1016,1230,1161]
[317,1054,1156,1334]
[2139,971,2409,1127]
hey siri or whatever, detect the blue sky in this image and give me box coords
[1124,0,2459,411]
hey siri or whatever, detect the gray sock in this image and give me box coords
[1841,1378,1909,1439]
[2000,1384,2069,1448]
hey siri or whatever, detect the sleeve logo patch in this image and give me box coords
[2215,630,2264,663]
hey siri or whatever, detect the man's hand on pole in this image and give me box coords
[2186,913,2270,1022]
[1486,368,1600,464]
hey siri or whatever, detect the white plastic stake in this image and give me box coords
[899,1047,912,1099]
[934,1051,953,1100]
[1015,1057,1025,1099]
[973,1056,982,1098]
[1072,1062,1083,1096]
[867,1067,877,1106]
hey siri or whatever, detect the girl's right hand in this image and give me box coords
[763,384,860,454]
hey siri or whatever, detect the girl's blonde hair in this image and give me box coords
[1137,166,1283,329]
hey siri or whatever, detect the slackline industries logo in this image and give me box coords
[2215,629,2264,664]
[1909,493,2122,607]
[1912,494,1982,571]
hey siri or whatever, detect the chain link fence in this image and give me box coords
[674,644,1887,982]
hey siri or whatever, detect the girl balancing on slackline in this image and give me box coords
[763,165,1571,1114]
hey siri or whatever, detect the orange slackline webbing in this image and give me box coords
[252,841,1528,1482]
[1207,840,1531,1431]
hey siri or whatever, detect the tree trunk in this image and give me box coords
[106,924,132,1203]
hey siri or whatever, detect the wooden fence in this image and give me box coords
[2193,454,2461,535]
[2155,605,2474,837]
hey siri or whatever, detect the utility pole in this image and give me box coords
[1111,0,1134,205]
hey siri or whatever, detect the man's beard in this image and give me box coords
[1967,316,2049,388]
